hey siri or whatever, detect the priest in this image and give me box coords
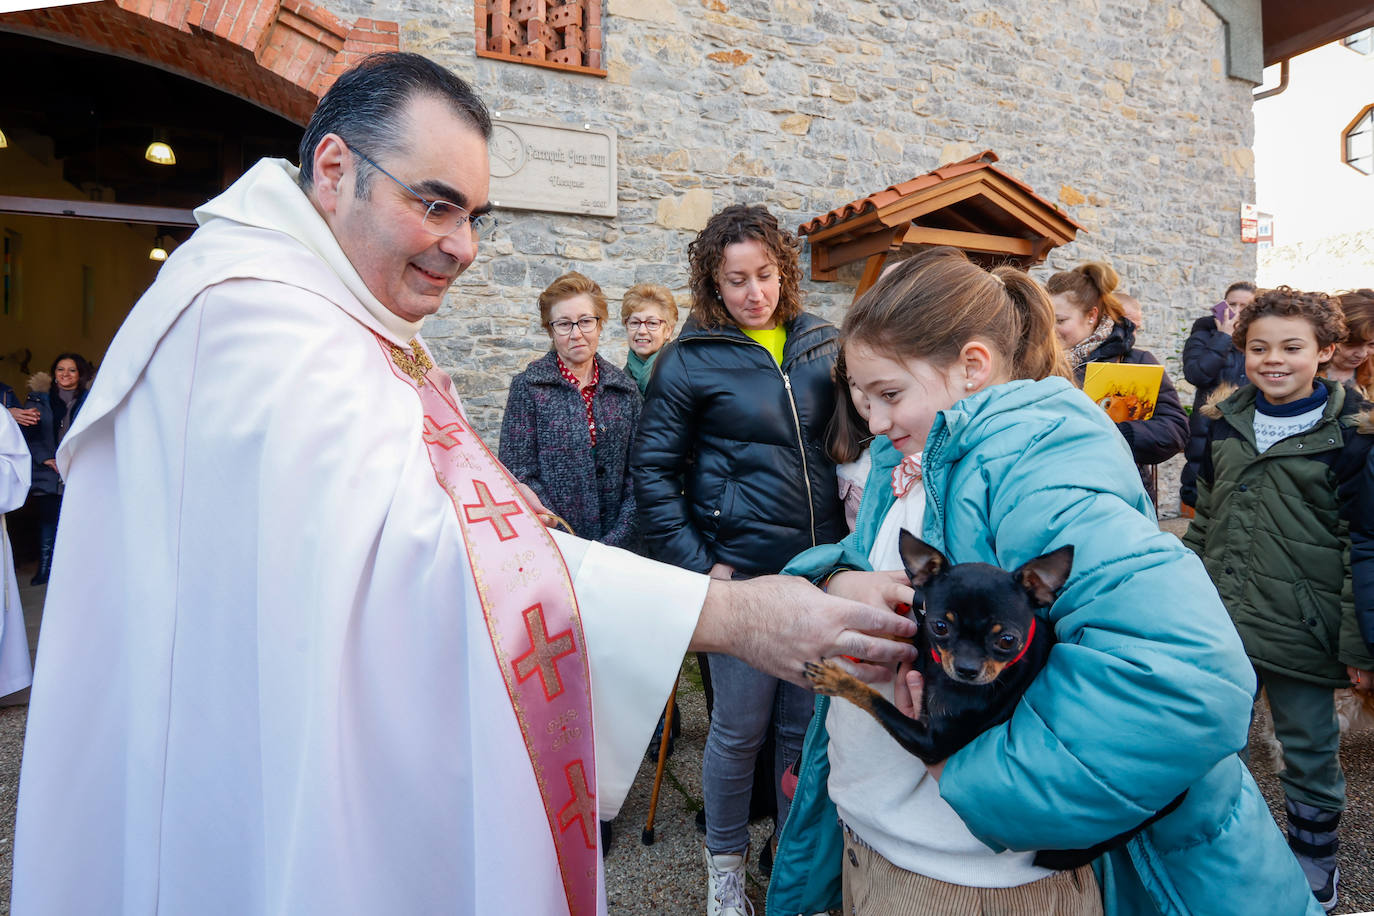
[11,52,915,915]
[0,409,33,700]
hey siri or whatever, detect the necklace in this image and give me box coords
[389,338,435,386]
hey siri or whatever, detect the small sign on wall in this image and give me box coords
[1241,202,1275,246]
[488,115,617,218]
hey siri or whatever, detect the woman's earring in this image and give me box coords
[965,381,974,390]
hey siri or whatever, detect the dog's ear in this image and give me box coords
[898,530,947,602]
[1013,545,1075,607]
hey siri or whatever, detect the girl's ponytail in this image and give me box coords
[994,267,1071,381]
[1046,260,1125,325]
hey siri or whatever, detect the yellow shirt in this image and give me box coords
[743,326,787,365]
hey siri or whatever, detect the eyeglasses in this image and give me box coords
[550,316,602,336]
[625,317,667,331]
[352,150,498,239]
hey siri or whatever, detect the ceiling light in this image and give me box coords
[145,140,175,166]
[149,233,170,261]
[0,128,8,149]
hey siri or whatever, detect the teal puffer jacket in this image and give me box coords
[767,377,1319,916]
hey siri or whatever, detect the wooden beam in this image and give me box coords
[802,207,884,244]
[873,172,987,222]
[815,226,901,271]
[901,225,1035,256]
[912,181,1067,246]
[0,196,198,227]
[876,183,986,227]
[853,252,891,304]
[980,175,1081,239]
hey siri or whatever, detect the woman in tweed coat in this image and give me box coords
[500,272,642,551]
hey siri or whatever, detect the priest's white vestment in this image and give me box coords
[11,160,705,915]
[0,410,33,698]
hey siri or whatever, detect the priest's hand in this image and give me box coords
[691,574,917,688]
[515,481,563,528]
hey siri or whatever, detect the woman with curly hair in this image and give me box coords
[632,203,842,914]
[1327,288,1374,399]
[23,352,95,585]
[1046,261,1188,508]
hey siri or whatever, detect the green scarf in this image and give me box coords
[625,349,658,394]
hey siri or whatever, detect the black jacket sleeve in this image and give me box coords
[631,343,713,573]
[22,396,57,466]
[1117,353,1189,465]
[1181,317,1237,390]
[1348,439,1374,655]
[599,393,641,551]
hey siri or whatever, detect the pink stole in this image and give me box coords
[378,335,598,915]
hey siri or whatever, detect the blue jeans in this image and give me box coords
[702,651,813,854]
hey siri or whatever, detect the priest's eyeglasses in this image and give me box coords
[625,317,666,331]
[550,317,602,336]
[353,151,498,239]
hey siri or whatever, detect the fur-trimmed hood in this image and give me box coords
[26,371,51,395]
[1200,383,1237,420]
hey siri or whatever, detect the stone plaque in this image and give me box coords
[488,115,617,218]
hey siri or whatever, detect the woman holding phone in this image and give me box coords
[1179,281,1255,513]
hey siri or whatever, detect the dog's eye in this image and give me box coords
[995,633,1018,652]
[930,620,950,636]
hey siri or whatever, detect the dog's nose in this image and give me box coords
[954,663,981,680]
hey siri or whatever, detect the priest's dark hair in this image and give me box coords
[297,52,492,197]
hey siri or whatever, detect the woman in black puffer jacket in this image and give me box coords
[1178,282,1255,510]
[632,204,841,895]
[1047,262,1188,508]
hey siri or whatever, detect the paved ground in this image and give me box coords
[2,530,1373,915]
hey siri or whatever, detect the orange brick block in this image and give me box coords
[547,0,581,29]
[511,0,544,24]
[561,21,584,53]
[527,18,557,47]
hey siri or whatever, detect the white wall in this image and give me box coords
[1253,35,1374,248]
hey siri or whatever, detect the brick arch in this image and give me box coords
[1,0,399,125]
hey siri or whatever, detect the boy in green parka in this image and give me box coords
[1184,286,1374,913]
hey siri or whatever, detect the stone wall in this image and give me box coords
[333,0,1256,511]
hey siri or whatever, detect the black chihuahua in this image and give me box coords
[805,529,1183,871]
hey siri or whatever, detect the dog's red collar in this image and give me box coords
[1009,617,1037,666]
[931,618,1038,668]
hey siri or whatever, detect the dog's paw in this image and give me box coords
[803,659,849,696]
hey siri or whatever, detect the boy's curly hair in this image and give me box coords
[687,204,803,329]
[1232,286,1347,350]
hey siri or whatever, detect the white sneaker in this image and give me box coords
[703,847,754,916]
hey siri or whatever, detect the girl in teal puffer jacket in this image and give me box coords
[767,247,1319,916]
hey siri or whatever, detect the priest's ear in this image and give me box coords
[309,133,354,216]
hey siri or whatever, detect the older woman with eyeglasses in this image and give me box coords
[499,271,642,552]
[620,283,679,394]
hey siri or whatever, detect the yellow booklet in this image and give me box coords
[1082,362,1164,422]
